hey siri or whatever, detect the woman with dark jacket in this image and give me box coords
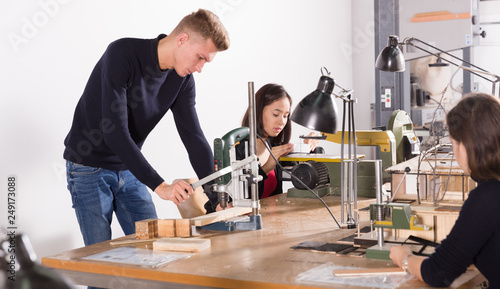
[390,93,500,288]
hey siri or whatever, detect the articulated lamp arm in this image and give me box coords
[377,35,500,97]
[404,37,499,89]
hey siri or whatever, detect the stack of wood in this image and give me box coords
[134,218,210,253]
[136,218,192,239]
[132,207,251,253]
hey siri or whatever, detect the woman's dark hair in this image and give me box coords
[242,83,292,146]
[446,93,500,181]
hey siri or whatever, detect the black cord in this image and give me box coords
[257,135,342,229]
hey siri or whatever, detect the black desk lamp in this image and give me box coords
[291,70,339,134]
[376,35,500,96]
[291,68,358,228]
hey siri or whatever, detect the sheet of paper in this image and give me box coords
[82,247,192,268]
[296,262,413,288]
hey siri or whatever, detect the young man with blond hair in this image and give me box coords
[64,9,229,247]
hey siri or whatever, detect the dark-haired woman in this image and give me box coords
[390,93,500,288]
[205,83,317,213]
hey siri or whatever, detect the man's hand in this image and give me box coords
[154,180,193,205]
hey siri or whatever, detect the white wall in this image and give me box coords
[0,0,356,261]
[475,0,500,96]
[351,0,376,158]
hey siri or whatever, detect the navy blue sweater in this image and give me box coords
[421,179,500,287]
[63,35,213,190]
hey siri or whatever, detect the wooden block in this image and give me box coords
[176,178,208,219]
[153,237,211,253]
[333,267,405,277]
[135,218,158,239]
[190,207,252,227]
[158,219,176,237]
[175,219,192,237]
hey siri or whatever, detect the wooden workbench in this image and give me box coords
[42,194,484,289]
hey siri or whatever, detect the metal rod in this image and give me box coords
[347,160,353,221]
[340,99,347,224]
[375,159,384,248]
[248,81,259,216]
[347,98,353,223]
[350,97,358,224]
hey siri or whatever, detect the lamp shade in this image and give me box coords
[291,75,338,134]
[375,35,405,72]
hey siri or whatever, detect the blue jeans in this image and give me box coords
[66,161,157,246]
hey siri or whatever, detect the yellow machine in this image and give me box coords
[282,130,396,198]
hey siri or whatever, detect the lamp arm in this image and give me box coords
[405,37,485,72]
[404,37,499,85]
[332,83,354,101]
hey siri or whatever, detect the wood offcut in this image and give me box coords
[153,237,211,253]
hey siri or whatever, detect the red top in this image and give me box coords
[262,169,277,199]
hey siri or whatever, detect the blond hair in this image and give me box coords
[171,9,230,51]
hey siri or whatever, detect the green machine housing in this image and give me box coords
[213,127,250,185]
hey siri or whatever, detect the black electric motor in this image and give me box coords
[291,160,330,190]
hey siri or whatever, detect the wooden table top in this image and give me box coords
[42,194,484,289]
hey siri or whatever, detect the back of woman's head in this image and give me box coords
[242,83,292,145]
[446,93,500,181]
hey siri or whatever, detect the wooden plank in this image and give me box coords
[190,207,252,227]
[333,267,405,277]
[110,238,160,246]
[153,238,211,253]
